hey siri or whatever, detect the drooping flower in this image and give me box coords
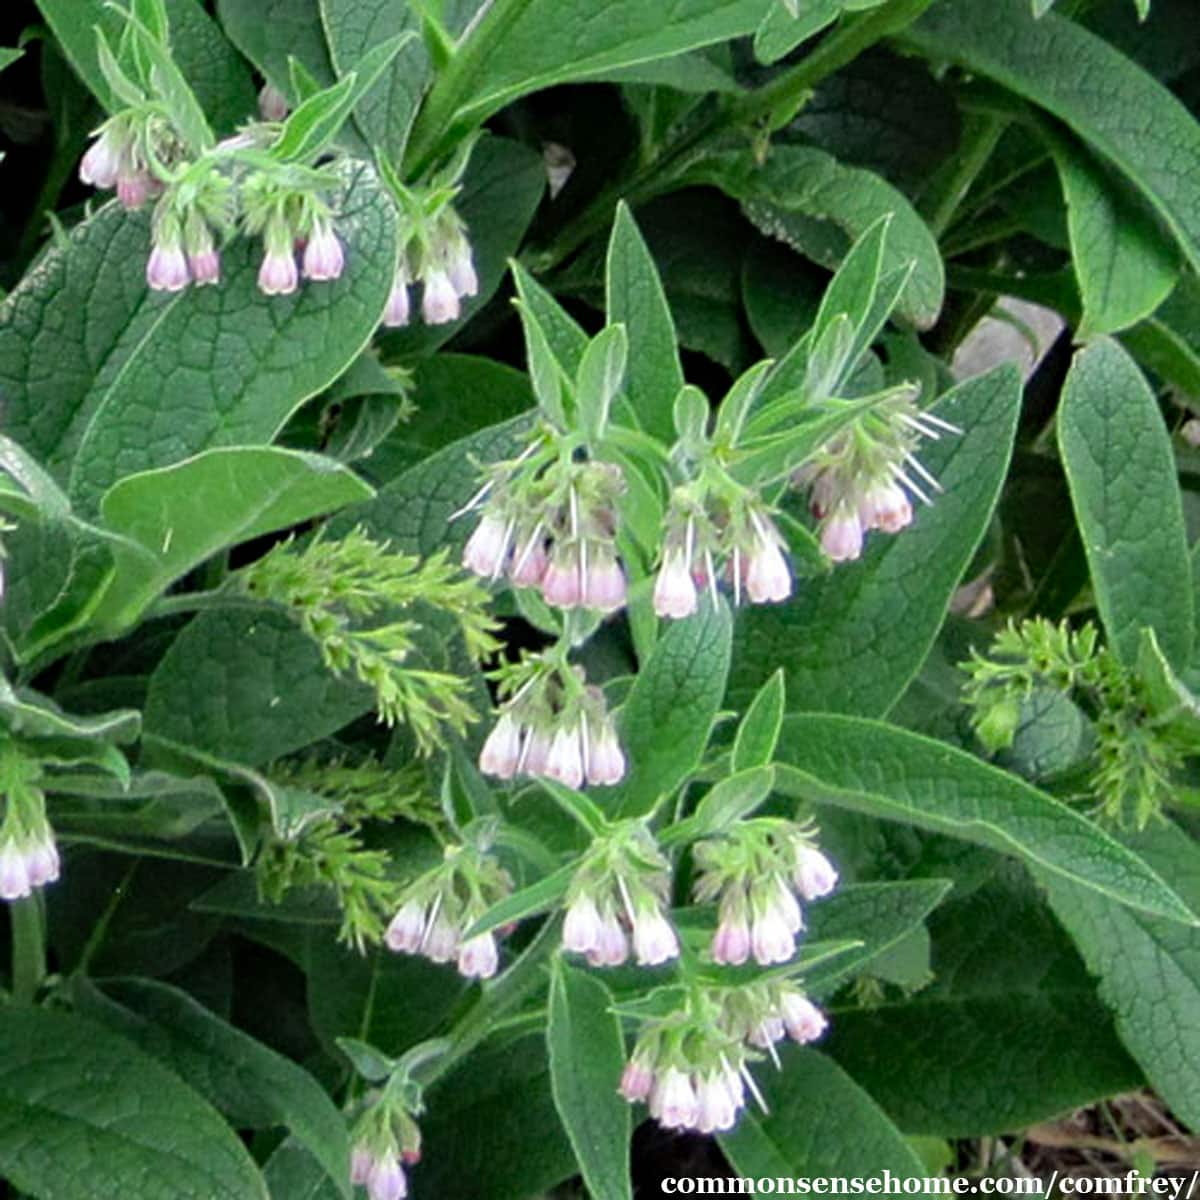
[457,931,499,980]
[421,269,460,325]
[146,240,190,293]
[462,512,512,578]
[303,219,346,282]
[478,712,523,780]
[79,127,123,189]
[258,82,290,122]
[382,266,412,328]
[653,548,699,620]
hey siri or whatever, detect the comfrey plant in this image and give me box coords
[1,0,1199,1195]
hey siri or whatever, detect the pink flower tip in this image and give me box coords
[303,225,345,282]
[258,247,299,296]
[820,510,864,563]
[457,932,499,980]
[653,552,699,620]
[146,244,190,293]
[422,269,460,325]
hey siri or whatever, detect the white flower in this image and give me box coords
[457,932,499,980]
[0,840,30,901]
[793,846,838,900]
[384,899,427,954]
[750,905,795,966]
[820,508,864,563]
[366,1150,407,1200]
[653,550,699,620]
[780,993,828,1044]
[695,1071,738,1133]
[651,1068,699,1130]
[462,512,511,577]
[587,908,629,967]
[632,906,679,967]
[422,269,460,324]
[585,719,626,787]
[562,892,603,954]
[619,1057,655,1102]
[302,221,346,282]
[546,723,585,790]
[479,712,523,780]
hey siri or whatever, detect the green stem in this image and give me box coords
[11,895,45,1004]
[527,0,938,272]
[924,115,1008,238]
[404,0,535,174]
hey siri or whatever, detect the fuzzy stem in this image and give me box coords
[10,895,45,1004]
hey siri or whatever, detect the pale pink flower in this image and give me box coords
[587,909,629,967]
[258,247,298,296]
[860,479,912,533]
[562,892,603,954]
[0,841,30,901]
[750,906,795,966]
[462,513,510,577]
[457,932,499,979]
[582,551,627,613]
[384,899,427,954]
[116,172,155,211]
[26,836,59,888]
[821,509,864,562]
[651,1068,698,1130]
[350,1144,374,1186]
[447,239,478,298]
[750,1015,786,1048]
[188,248,221,287]
[303,222,345,282]
[422,908,460,963]
[258,82,290,122]
[366,1150,407,1200]
[632,906,679,967]
[79,130,122,189]
[541,547,582,609]
[619,1057,655,1103]
[712,910,751,966]
[745,536,792,604]
[383,280,411,328]
[479,712,523,780]
[422,269,460,324]
[585,720,626,787]
[546,723,585,790]
[771,878,803,934]
[696,1072,738,1134]
[781,993,828,1043]
[146,243,190,293]
[510,532,549,587]
[793,846,838,900]
[520,727,554,776]
[653,551,698,620]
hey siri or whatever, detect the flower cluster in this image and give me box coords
[384,843,512,980]
[717,980,828,1055]
[479,656,625,790]
[350,1097,422,1200]
[693,820,838,966]
[382,204,478,328]
[561,821,678,967]
[653,485,792,620]
[795,389,958,562]
[462,453,628,615]
[619,1008,754,1134]
[0,746,59,902]
[79,111,176,210]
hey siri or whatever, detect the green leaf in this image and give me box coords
[720,1046,927,1177]
[1047,132,1178,337]
[669,766,776,843]
[732,670,785,771]
[605,203,685,442]
[35,0,256,131]
[828,869,1141,1135]
[408,0,775,162]
[144,606,371,767]
[547,962,632,1200]
[467,862,576,940]
[92,447,372,631]
[1058,337,1193,669]
[754,0,841,64]
[0,162,397,515]
[1040,821,1200,1131]
[264,1140,342,1200]
[0,677,139,744]
[0,1006,267,1200]
[802,879,951,997]
[611,599,734,817]
[335,414,536,557]
[216,0,337,100]
[577,325,629,444]
[774,713,1198,926]
[730,365,1022,716]
[319,0,428,159]
[84,978,350,1198]
[690,146,944,330]
[906,0,1200,276]
[271,34,412,162]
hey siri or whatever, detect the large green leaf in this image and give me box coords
[0,1007,267,1200]
[407,0,773,163]
[719,1047,927,1178]
[687,144,945,329]
[144,607,372,766]
[1046,132,1178,338]
[827,870,1141,1135]
[336,414,536,556]
[319,0,427,159]
[1041,821,1200,1132]
[93,447,373,631]
[1058,337,1193,669]
[730,364,1021,716]
[85,979,350,1198]
[606,203,685,442]
[906,0,1200,274]
[216,0,336,97]
[612,599,734,818]
[774,714,1198,926]
[35,0,256,131]
[547,962,631,1200]
[0,162,396,514]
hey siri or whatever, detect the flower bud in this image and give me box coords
[258,83,290,122]
[79,129,122,189]
[619,1057,655,1103]
[350,1144,374,1186]
[780,993,827,1044]
[793,846,837,900]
